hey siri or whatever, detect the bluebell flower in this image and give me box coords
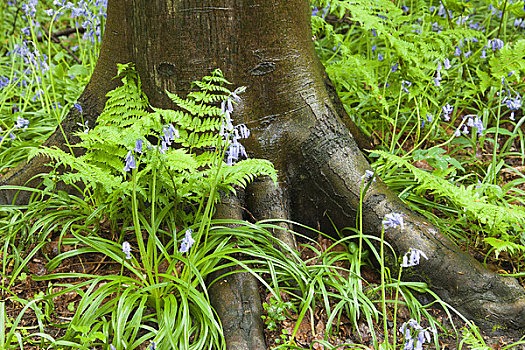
[371,29,377,37]
[149,342,156,350]
[74,103,83,114]
[401,248,428,267]
[503,93,522,120]
[472,116,485,134]
[134,139,144,153]
[401,5,409,13]
[400,319,432,350]
[378,53,384,61]
[454,128,461,137]
[371,45,377,52]
[443,58,451,69]
[15,116,29,130]
[401,80,411,94]
[362,169,376,183]
[122,241,132,260]
[489,38,504,51]
[179,229,195,253]
[464,50,472,58]
[123,150,136,172]
[21,27,31,36]
[454,46,462,56]
[0,76,9,89]
[481,49,487,59]
[391,63,399,72]
[161,123,179,149]
[382,212,404,230]
[442,103,453,121]
[110,345,116,350]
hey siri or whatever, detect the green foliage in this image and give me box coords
[261,297,293,331]
[374,150,525,250]
[33,64,276,226]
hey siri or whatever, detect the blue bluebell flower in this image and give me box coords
[382,212,404,230]
[134,139,144,153]
[362,169,376,183]
[481,48,487,59]
[122,241,132,260]
[442,103,453,121]
[378,53,384,61]
[489,38,504,51]
[15,116,29,130]
[74,103,83,114]
[123,150,136,172]
[391,63,399,72]
[401,248,428,267]
[179,229,195,253]
[504,94,522,121]
[400,319,432,350]
[401,80,411,94]
[443,58,451,69]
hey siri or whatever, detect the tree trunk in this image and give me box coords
[2,0,525,344]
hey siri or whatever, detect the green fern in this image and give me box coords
[34,64,276,226]
[374,150,525,243]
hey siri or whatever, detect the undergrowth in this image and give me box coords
[0,0,524,349]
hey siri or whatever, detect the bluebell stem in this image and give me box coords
[179,229,195,253]
[382,213,404,230]
[122,241,132,260]
[123,150,137,172]
[401,248,428,267]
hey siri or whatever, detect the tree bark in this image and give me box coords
[2,0,525,343]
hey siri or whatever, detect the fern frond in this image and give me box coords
[374,150,525,235]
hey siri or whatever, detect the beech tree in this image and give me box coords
[2,0,525,347]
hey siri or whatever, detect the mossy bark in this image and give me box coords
[2,0,525,344]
